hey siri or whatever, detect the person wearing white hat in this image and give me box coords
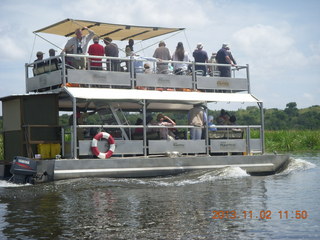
[216,43,236,77]
[193,43,209,76]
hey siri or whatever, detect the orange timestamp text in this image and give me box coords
[211,210,309,220]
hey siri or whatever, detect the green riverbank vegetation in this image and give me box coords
[264,130,320,152]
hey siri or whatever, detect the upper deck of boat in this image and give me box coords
[25,53,251,96]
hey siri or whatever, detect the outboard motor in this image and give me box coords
[9,156,38,184]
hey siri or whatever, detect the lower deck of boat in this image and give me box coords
[32,154,290,183]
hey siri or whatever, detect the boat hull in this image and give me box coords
[34,154,290,182]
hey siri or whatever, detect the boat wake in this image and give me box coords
[276,157,316,175]
[0,180,31,188]
[105,166,249,187]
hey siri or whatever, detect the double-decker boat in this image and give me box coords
[0,19,289,183]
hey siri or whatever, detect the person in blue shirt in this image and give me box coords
[193,43,208,76]
[216,43,236,77]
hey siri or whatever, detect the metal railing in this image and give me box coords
[25,53,250,93]
[62,123,263,158]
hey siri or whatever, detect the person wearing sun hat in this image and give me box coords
[193,42,209,76]
[153,40,171,74]
[216,43,236,77]
[33,51,45,75]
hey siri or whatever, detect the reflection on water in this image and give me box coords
[0,154,319,239]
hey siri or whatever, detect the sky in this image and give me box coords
[0,0,319,115]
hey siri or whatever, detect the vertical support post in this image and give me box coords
[72,98,77,159]
[61,127,65,158]
[246,126,251,155]
[246,64,251,94]
[192,61,196,90]
[142,100,147,157]
[130,56,135,89]
[61,52,67,86]
[259,101,265,154]
[25,63,29,93]
[204,102,209,155]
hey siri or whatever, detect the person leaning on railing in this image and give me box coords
[33,51,46,76]
[47,48,61,71]
[216,43,236,77]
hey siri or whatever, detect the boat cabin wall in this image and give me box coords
[1,94,60,161]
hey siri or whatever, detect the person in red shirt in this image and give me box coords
[88,36,104,70]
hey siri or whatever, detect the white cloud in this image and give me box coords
[309,40,320,63]
[303,93,315,102]
[232,24,307,73]
[0,36,26,61]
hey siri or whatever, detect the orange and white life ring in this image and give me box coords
[91,132,115,159]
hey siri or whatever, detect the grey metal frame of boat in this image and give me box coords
[0,53,289,182]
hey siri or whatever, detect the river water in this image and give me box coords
[0,153,319,240]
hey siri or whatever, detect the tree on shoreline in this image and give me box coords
[0,103,319,131]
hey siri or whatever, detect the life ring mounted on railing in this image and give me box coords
[91,132,116,159]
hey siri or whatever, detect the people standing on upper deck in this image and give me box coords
[88,36,104,70]
[33,51,45,75]
[125,39,134,72]
[188,104,207,140]
[125,39,134,56]
[153,41,171,74]
[192,43,208,76]
[208,52,218,76]
[172,42,189,75]
[63,27,95,69]
[47,49,61,71]
[104,37,120,71]
[216,43,236,77]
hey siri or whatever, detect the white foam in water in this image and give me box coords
[278,157,316,175]
[104,166,250,187]
[0,180,28,188]
[200,166,249,182]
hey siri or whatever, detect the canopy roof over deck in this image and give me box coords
[59,87,261,111]
[34,18,185,41]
